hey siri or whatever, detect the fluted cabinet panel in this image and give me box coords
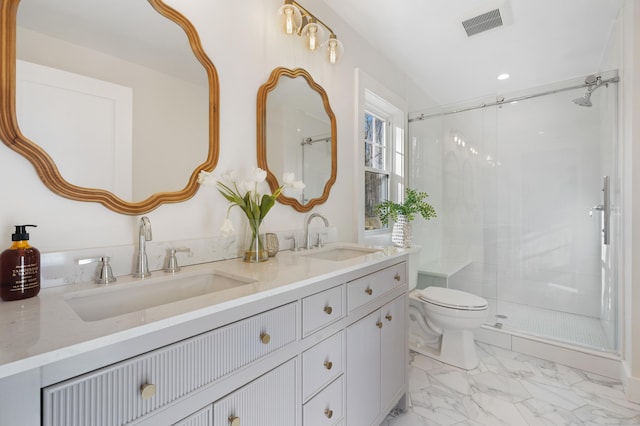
[172,405,213,426]
[42,303,297,426]
[213,359,296,426]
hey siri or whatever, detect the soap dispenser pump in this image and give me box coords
[1,225,40,301]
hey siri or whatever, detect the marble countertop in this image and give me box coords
[0,243,410,380]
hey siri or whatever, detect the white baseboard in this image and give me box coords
[621,360,640,403]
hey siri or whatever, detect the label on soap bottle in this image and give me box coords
[9,261,40,292]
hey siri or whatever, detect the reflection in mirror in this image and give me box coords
[0,0,219,214]
[257,68,336,212]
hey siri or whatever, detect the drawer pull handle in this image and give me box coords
[394,273,401,281]
[324,408,334,419]
[324,305,333,315]
[324,360,333,370]
[386,314,393,321]
[229,416,240,426]
[140,383,156,400]
[365,288,373,295]
[260,333,271,344]
[376,321,383,329]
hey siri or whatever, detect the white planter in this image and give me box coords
[391,215,412,248]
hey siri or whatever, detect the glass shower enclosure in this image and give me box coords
[409,72,619,353]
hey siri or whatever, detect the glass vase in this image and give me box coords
[265,233,280,257]
[243,223,268,263]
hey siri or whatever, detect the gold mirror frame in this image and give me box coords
[257,67,336,212]
[0,0,219,214]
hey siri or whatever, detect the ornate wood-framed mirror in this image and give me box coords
[0,0,219,214]
[257,67,336,212]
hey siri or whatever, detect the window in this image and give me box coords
[364,111,389,230]
[363,97,405,232]
[355,69,406,241]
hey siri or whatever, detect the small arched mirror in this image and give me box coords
[257,67,336,212]
[0,0,219,214]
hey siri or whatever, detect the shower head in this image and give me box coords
[573,92,592,107]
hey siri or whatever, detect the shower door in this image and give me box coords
[491,77,618,352]
[409,73,619,353]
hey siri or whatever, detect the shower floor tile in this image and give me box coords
[484,298,615,352]
[380,344,640,426]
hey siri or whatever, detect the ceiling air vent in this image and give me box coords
[462,8,503,37]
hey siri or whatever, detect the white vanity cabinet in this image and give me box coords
[0,252,409,426]
[345,263,408,426]
[42,303,297,426]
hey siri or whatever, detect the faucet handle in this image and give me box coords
[78,256,117,284]
[317,230,328,248]
[285,234,300,252]
[164,247,191,273]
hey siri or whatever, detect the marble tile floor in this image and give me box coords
[381,343,640,426]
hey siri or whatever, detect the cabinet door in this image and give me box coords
[213,359,297,426]
[380,295,406,409]
[346,310,381,426]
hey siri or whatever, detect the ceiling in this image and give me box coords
[322,0,624,107]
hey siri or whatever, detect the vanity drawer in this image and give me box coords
[213,358,296,426]
[302,331,343,401]
[303,376,344,426]
[42,303,297,426]
[347,263,406,312]
[302,284,344,336]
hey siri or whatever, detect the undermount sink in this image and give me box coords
[65,270,256,322]
[301,245,381,261]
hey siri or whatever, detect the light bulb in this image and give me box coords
[308,26,318,50]
[278,3,301,35]
[323,35,343,64]
[301,20,323,51]
[285,8,294,34]
[328,39,337,62]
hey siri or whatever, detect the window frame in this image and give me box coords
[355,69,407,242]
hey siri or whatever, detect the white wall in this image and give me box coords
[0,0,427,255]
[621,0,640,403]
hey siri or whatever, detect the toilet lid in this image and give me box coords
[417,287,488,311]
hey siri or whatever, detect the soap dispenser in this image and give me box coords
[1,225,40,301]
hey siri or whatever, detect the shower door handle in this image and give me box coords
[603,176,610,245]
[591,176,610,245]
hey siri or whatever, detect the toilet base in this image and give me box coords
[410,329,479,370]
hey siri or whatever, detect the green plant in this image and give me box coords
[374,187,437,226]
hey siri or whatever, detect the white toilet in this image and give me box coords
[409,286,488,370]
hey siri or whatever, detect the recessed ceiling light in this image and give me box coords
[497,73,510,81]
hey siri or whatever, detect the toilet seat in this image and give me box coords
[417,287,488,311]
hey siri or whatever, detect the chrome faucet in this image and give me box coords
[305,213,329,250]
[133,216,152,278]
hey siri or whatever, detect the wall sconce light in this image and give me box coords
[277,0,344,64]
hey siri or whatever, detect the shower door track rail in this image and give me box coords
[409,76,619,122]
